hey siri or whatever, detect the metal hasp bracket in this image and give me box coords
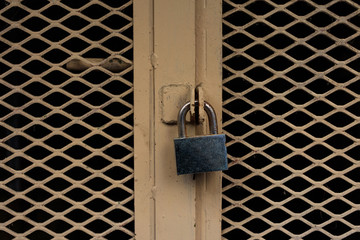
[174,101,228,175]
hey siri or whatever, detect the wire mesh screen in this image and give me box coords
[0,0,134,239]
[222,0,360,239]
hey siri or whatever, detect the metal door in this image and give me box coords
[0,0,222,239]
[2,0,359,240]
[0,1,134,239]
[222,0,360,239]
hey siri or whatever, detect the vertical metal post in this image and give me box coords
[134,0,155,239]
[195,0,223,239]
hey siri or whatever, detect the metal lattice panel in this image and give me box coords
[222,0,360,239]
[0,0,134,239]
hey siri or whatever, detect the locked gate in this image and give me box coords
[1,0,360,239]
[222,0,360,239]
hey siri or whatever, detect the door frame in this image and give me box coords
[134,0,223,239]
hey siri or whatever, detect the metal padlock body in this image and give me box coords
[174,134,227,175]
[174,101,228,175]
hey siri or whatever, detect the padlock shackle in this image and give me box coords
[178,101,218,138]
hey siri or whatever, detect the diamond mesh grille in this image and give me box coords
[222,0,360,239]
[0,0,134,239]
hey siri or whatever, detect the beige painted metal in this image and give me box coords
[134,0,223,239]
[0,0,223,238]
[134,0,154,239]
[0,1,135,239]
[222,1,360,239]
[153,0,197,239]
[195,0,223,240]
[135,0,196,238]
[66,58,130,73]
[160,84,192,124]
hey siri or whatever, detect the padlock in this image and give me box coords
[174,101,228,175]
